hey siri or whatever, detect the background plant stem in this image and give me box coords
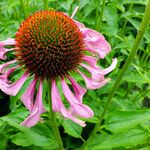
[96,0,106,31]
[19,0,28,18]
[81,0,150,149]
[43,0,49,10]
[47,81,64,150]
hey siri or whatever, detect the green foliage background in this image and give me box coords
[0,0,150,150]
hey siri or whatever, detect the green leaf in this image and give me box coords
[105,110,150,133]
[79,0,90,9]
[89,128,149,149]
[123,71,148,83]
[0,116,58,149]
[122,0,148,5]
[11,132,32,147]
[0,136,7,150]
[62,120,83,140]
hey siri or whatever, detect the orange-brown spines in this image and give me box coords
[15,10,85,79]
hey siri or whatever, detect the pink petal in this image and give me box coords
[21,77,37,112]
[77,69,111,90]
[0,60,17,73]
[51,79,86,127]
[0,48,15,60]
[21,80,46,127]
[79,28,111,58]
[85,36,111,59]
[0,71,29,96]
[71,6,79,18]
[96,58,117,75]
[0,39,16,59]
[0,38,16,46]
[80,28,105,40]
[82,55,99,69]
[80,58,117,82]
[61,78,94,118]
[68,76,87,103]
[0,65,19,83]
[74,20,85,28]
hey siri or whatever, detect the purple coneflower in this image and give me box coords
[0,8,117,127]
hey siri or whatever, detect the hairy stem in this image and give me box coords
[47,81,64,150]
[81,1,150,149]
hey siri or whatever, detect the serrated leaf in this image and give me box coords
[105,110,150,133]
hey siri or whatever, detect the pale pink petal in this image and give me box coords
[21,80,46,127]
[96,58,117,75]
[0,38,16,46]
[78,28,111,58]
[0,48,15,60]
[0,38,16,59]
[85,36,111,59]
[21,77,37,112]
[68,76,87,103]
[74,20,85,28]
[0,71,29,96]
[0,65,19,83]
[82,55,99,69]
[80,28,105,40]
[71,6,79,18]
[61,78,94,118]
[80,58,117,82]
[21,107,40,127]
[51,79,86,127]
[77,69,111,90]
[0,60,17,73]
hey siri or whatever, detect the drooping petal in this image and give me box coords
[85,36,111,59]
[71,6,79,18]
[77,69,111,90]
[96,58,117,75]
[0,60,17,73]
[0,71,29,96]
[80,58,117,82]
[82,55,99,69]
[21,80,46,127]
[68,75,87,103]
[0,48,15,60]
[80,28,105,40]
[51,79,86,127]
[21,77,37,111]
[0,38,16,46]
[79,27,111,58]
[74,20,85,28]
[0,38,16,59]
[61,78,94,118]
[0,65,19,83]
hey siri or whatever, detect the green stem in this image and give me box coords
[96,0,106,31]
[122,4,133,36]
[43,0,49,10]
[47,80,64,150]
[81,1,150,149]
[19,0,28,18]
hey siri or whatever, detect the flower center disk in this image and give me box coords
[15,10,85,79]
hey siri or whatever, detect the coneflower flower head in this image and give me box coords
[0,8,117,127]
[15,10,85,79]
